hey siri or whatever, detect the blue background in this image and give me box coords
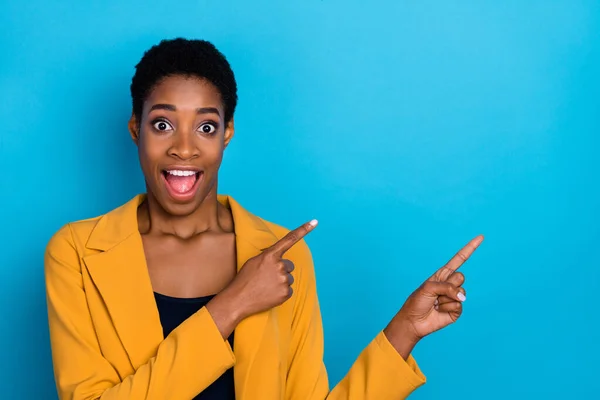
[2,1,598,398]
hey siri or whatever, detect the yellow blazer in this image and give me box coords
[45,194,426,399]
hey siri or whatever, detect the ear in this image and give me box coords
[223,118,235,148]
[128,113,140,145]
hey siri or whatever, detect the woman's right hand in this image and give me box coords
[206,219,318,338]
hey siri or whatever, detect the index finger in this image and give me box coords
[433,235,484,281]
[268,219,319,257]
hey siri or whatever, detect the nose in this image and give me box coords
[168,130,199,160]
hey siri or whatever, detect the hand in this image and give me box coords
[384,235,484,358]
[223,219,319,320]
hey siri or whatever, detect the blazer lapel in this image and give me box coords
[83,195,164,369]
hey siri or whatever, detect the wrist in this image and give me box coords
[206,288,246,339]
[383,319,420,360]
[216,287,247,324]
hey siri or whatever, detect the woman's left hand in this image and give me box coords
[383,235,484,359]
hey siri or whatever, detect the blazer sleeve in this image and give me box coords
[284,242,427,400]
[44,225,236,400]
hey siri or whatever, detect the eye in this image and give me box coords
[198,123,217,135]
[152,119,173,132]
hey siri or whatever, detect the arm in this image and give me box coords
[284,243,426,400]
[45,225,236,400]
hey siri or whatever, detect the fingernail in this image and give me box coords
[309,219,318,227]
[457,292,466,302]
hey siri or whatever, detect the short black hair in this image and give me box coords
[130,38,238,123]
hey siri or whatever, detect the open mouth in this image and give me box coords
[161,169,203,198]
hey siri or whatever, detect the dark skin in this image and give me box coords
[130,77,237,298]
[129,74,484,361]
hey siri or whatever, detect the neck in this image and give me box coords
[139,187,228,239]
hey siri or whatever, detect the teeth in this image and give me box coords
[166,170,197,177]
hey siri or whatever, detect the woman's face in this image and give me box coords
[129,75,234,216]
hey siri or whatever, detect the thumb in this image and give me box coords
[422,281,466,302]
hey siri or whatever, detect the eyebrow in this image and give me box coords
[149,104,221,116]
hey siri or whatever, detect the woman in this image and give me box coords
[45,38,483,400]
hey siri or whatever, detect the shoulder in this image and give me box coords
[45,217,100,258]
[44,219,100,279]
[47,217,101,248]
[45,195,141,259]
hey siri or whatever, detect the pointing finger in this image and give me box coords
[268,220,318,257]
[433,235,484,281]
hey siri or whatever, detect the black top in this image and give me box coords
[154,292,235,400]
